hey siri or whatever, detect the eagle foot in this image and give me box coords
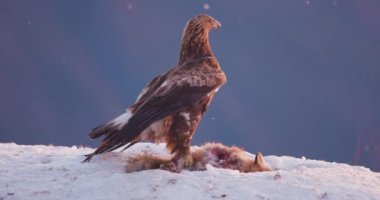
[173,153,193,169]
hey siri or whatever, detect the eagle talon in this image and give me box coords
[174,153,193,169]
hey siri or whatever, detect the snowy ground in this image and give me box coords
[1,143,379,200]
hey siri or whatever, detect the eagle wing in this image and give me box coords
[84,61,225,161]
[135,71,170,104]
[86,71,171,140]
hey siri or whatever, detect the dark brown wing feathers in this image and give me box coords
[83,84,216,162]
[84,15,226,162]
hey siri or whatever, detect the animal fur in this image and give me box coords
[125,143,271,173]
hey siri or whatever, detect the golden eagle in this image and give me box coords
[84,14,226,168]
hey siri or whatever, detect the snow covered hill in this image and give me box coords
[1,143,379,200]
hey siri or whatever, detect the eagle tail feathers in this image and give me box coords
[88,111,132,139]
[83,111,134,162]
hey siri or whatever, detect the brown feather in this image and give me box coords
[84,14,226,163]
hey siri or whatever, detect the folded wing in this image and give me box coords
[84,65,223,162]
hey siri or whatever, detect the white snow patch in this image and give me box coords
[1,143,379,200]
[111,110,132,129]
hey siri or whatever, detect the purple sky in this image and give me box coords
[1,0,379,171]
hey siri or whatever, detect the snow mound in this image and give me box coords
[1,143,379,200]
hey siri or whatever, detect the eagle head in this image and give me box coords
[185,14,221,32]
[179,14,221,64]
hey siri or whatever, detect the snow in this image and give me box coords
[1,143,379,200]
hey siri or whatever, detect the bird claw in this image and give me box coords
[183,153,194,167]
[175,153,193,169]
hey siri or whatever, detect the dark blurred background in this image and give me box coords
[1,0,379,171]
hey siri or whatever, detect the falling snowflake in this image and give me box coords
[203,3,210,10]
[127,2,133,10]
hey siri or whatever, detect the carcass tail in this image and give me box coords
[125,154,172,172]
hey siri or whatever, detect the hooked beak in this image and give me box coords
[213,19,222,29]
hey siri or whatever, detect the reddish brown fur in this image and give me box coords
[125,143,271,173]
